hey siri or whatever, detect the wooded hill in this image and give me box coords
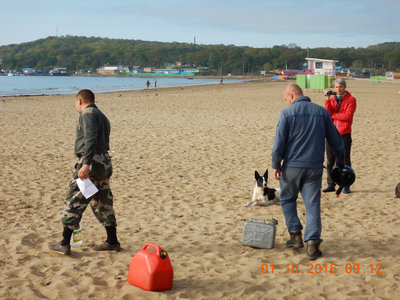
[0,36,399,75]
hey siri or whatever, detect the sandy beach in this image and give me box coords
[1,79,400,299]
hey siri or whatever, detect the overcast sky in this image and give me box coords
[1,0,399,48]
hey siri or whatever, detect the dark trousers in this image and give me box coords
[326,133,352,186]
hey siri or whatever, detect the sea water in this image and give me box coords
[0,75,243,97]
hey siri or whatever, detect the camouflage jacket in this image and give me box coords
[74,104,110,165]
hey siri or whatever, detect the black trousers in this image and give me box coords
[326,133,352,186]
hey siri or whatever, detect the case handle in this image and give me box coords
[249,217,266,224]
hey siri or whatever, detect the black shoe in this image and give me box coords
[286,229,304,249]
[323,186,335,193]
[343,187,351,194]
[93,241,122,252]
[49,242,71,255]
[306,239,322,260]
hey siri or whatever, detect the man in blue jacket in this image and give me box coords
[271,83,345,260]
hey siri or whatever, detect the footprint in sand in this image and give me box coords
[21,233,44,248]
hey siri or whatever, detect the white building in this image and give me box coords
[97,65,128,75]
[305,58,338,76]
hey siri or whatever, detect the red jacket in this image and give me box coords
[324,91,356,135]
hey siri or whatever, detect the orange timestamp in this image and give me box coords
[261,263,382,274]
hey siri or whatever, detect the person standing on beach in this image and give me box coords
[49,89,121,255]
[271,83,345,260]
[154,79,157,88]
[323,78,356,194]
[146,80,151,89]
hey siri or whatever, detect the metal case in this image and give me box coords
[242,217,278,249]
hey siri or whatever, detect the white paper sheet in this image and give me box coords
[76,178,99,199]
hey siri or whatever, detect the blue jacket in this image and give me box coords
[271,96,344,170]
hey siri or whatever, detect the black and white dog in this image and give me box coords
[244,169,280,207]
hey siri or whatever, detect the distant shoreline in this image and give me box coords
[0,72,262,80]
[1,79,277,99]
[0,75,263,98]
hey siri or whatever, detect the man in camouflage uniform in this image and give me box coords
[49,89,121,255]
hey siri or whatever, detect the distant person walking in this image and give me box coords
[323,78,356,194]
[219,77,223,85]
[154,79,157,88]
[146,80,151,89]
[48,89,121,255]
[271,83,344,260]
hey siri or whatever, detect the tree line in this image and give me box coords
[0,36,399,75]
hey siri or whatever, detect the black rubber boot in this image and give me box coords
[286,229,304,249]
[93,226,122,252]
[48,227,73,255]
[48,242,71,255]
[105,226,119,245]
[61,227,73,246]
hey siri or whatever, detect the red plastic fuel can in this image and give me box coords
[128,242,173,291]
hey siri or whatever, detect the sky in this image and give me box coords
[1,0,399,49]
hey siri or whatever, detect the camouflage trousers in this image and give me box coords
[62,152,117,230]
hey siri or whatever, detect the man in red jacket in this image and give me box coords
[323,78,357,194]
